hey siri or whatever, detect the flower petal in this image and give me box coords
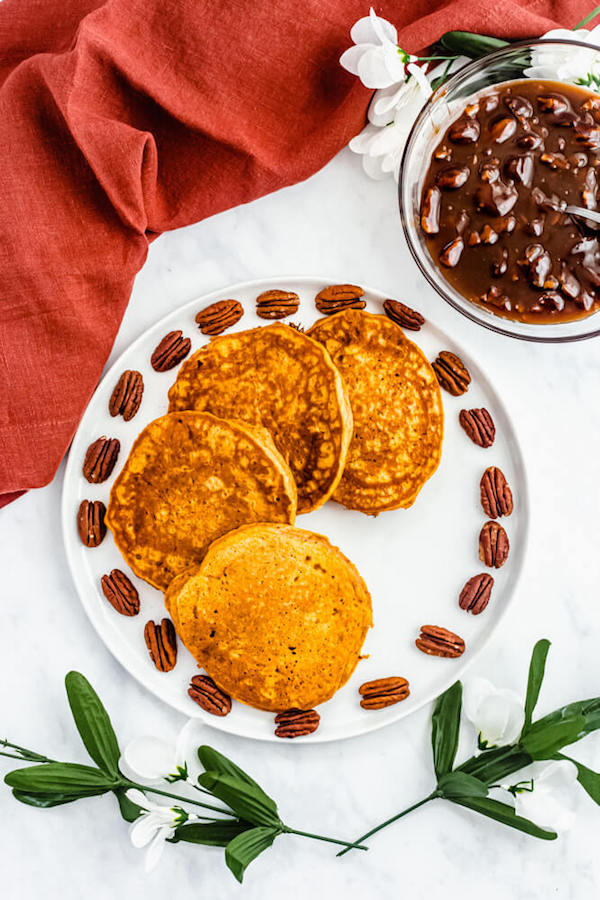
[406,62,432,99]
[361,151,389,180]
[144,826,172,872]
[358,46,401,89]
[130,813,158,849]
[348,123,381,154]
[368,6,398,45]
[340,43,372,76]
[513,761,578,832]
[125,788,149,809]
[174,718,205,780]
[350,15,378,46]
[120,736,175,783]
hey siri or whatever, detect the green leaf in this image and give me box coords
[439,31,509,58]
[172,820,253,847]
[458,745,532,786]
[556,754,600,805]
[225,826,278,883]
[452,796,557,840]
[197,746,275,810]
[521,716,587,759]
[65,672,121,777]
[5,763,113,795]
[12,788,107,807]
[114,787,143,823]
[437,771,488,800]
[522,639,551,735]
[198,772,281,827]
[531,698,600,742]
[431,681,462,778]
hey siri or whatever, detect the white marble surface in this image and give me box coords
[2,147,600,899]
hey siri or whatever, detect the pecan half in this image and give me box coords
[83,437,120,484]
[459,408,495,447]
[77,500,106,547]
[274,708,320,738]
[101,569,140,616]
[195,299,243,335]
[480,466,513,518]
[383,298,425,331]
[188,674,232,716]
[432,351,471,395]
[151,330,191,371]
[144,618,177,672]
[359,677,410,710]
[416,625,465,658]
[315,284,366,314]
[459,573,494,615]
[109,370,144,421]
[256,289,300,320]
[479,521,510,568]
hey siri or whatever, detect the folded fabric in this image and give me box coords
[0,0,587,507]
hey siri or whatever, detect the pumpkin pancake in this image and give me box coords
[308,310,443,514]
[167,323,353,514]
[168,523,373,712]
[105,412,296,591]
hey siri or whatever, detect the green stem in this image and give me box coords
[122,780,231,816]
[284,827,367,851]
[574,5,600,29]
[337,793,438,858]
[0,740,56,763]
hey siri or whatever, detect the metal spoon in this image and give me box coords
[564,204,600,229]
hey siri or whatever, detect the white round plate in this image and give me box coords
[62,277,529,743]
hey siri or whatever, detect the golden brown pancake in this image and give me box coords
[168,523,372,711]
[167,323,353,514]
[308,310,443,514]
[105,412,296,591]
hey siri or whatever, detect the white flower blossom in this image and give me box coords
[127,789,192,872]
[340,7,413,89]
[508,760,579,833]
[463,677,525,750]
[526,25,600,88]
[119,718,205,786]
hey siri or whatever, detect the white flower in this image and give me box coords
[509,760,579,833]
[463,677,525,750]
[526,25,600,87]
[347,54,468,181]
[119,718,205,786]
[126,789,191,872]
[340,7,413,89]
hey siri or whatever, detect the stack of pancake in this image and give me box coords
[106,311,444,712]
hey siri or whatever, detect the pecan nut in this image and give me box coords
[151,330,191,371]
[315,284,366,314]
[479,521,510,568]
[195,299,243,335]
[359,676,410,710]
[459,573,494,615]
[274,708,320,738]
[188,674,232,716]
[109,370,144,421]
[416,625,465,658]
[480,466,513,518]
[144,618,177,672]
[256,290,300,320]
[459,408,496,447]
[383,298,425,332]
[432,351,471,395]
[77,500,106,547]
[83,437,120,484]
[101,569,140,616]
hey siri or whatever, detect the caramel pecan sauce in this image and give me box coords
[420,80,600,324]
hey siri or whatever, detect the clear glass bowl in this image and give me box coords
[399,39,600,342]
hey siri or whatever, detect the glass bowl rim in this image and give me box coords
[399,37,600,343]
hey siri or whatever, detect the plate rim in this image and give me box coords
[61,274,530,744]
